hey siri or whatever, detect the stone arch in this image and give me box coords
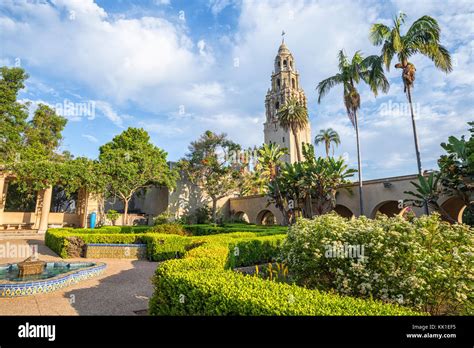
[234,211,249,223]
[334,204,354,218]
[257,210,276,225]
[439,197,466,223]
[283,59,287,67]
[371,200,408,218]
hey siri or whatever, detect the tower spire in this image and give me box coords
[281,30,285,43]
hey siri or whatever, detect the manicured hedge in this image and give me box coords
[149,223,187,236]
[45,229,149,258]
[183,223,287,236]
[45,230,70,258]
[46,229,192,261]
[55,226,152,234]
[149,235,423,316]
[226,235,286,268]
[142,234,192,261]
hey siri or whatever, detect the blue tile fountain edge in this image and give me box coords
[0,263,106,297]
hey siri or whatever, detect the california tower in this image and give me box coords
[263,39,312,163]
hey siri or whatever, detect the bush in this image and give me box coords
[106,210,120,225]
[183,223,287,236]
[149,235,422,316]
[180,206,212,224]
[154,211,173,225]
[142,234,192,261]
[45,230,70,258]
[281,213,474,315]
[53,226,152,234]
[149,223,187,236]
[226,235,286,268]
[45,229,148,258]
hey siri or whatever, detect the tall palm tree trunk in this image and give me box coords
[354,111,364,216]
[406,85,429,215]
[293,127,313,218]
[292,128,302,162]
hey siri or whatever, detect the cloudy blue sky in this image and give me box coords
[1,0,472,180]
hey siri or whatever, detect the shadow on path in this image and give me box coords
[64,260,158,315]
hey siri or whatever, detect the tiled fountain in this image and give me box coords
[0,256,106,297]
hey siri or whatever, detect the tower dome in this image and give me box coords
[278,42,290,54]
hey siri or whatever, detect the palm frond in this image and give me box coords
[337,49,349,71]
[381,40,395,70]
[406,15,440,44]
[369,23,391,45]
[361,55,390,96]
[316,74,343,103]
[417,43,452,73]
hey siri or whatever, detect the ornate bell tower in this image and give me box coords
[263,38,311,163]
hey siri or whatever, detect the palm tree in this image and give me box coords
[314,128,341,157]
[256,143,287,182]
[276,97,309,162]
[370,13,452,214]
[256,143,289,224]
[316,50,389,216]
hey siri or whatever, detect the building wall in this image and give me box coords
[229,174,467,224]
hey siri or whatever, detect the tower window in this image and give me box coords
[292,78,295,88]
[283,60,287,67]
[278,61,281,68]
[277,78,280,89]
[275,101,280,110]
[282,137,285,143]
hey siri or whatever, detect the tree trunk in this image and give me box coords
[406,85,429,215]
[272,174,289,225]
[293,127,302,162]
[212,199,217,223]
[123,199,129,226]
[354,110,365,216]
[326,142,330,157]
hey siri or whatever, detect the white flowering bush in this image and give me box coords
[281,213,473,315]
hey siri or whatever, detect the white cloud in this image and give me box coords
[209,0,237,15]
[0,0,210,103]
[94,101,128,127]
[153,0,171,5]
[2,0,472,180]
[82,134,99,143]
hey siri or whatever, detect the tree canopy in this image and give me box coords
[99,127,177,224]
[180,130,243,222]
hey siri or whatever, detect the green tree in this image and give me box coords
[276,97,309,162]
[9,104,68,194]
[314,128,341,157]
[99,127,176,225]
[316,50,389,216]
[370,13,452,215]
[0,67,29,163]
[181,130,242,223]
[403,172,455,221]
[256,143,355,224]
[300,144,356,216]
[437,122,474,223]
[256,143,289,224]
